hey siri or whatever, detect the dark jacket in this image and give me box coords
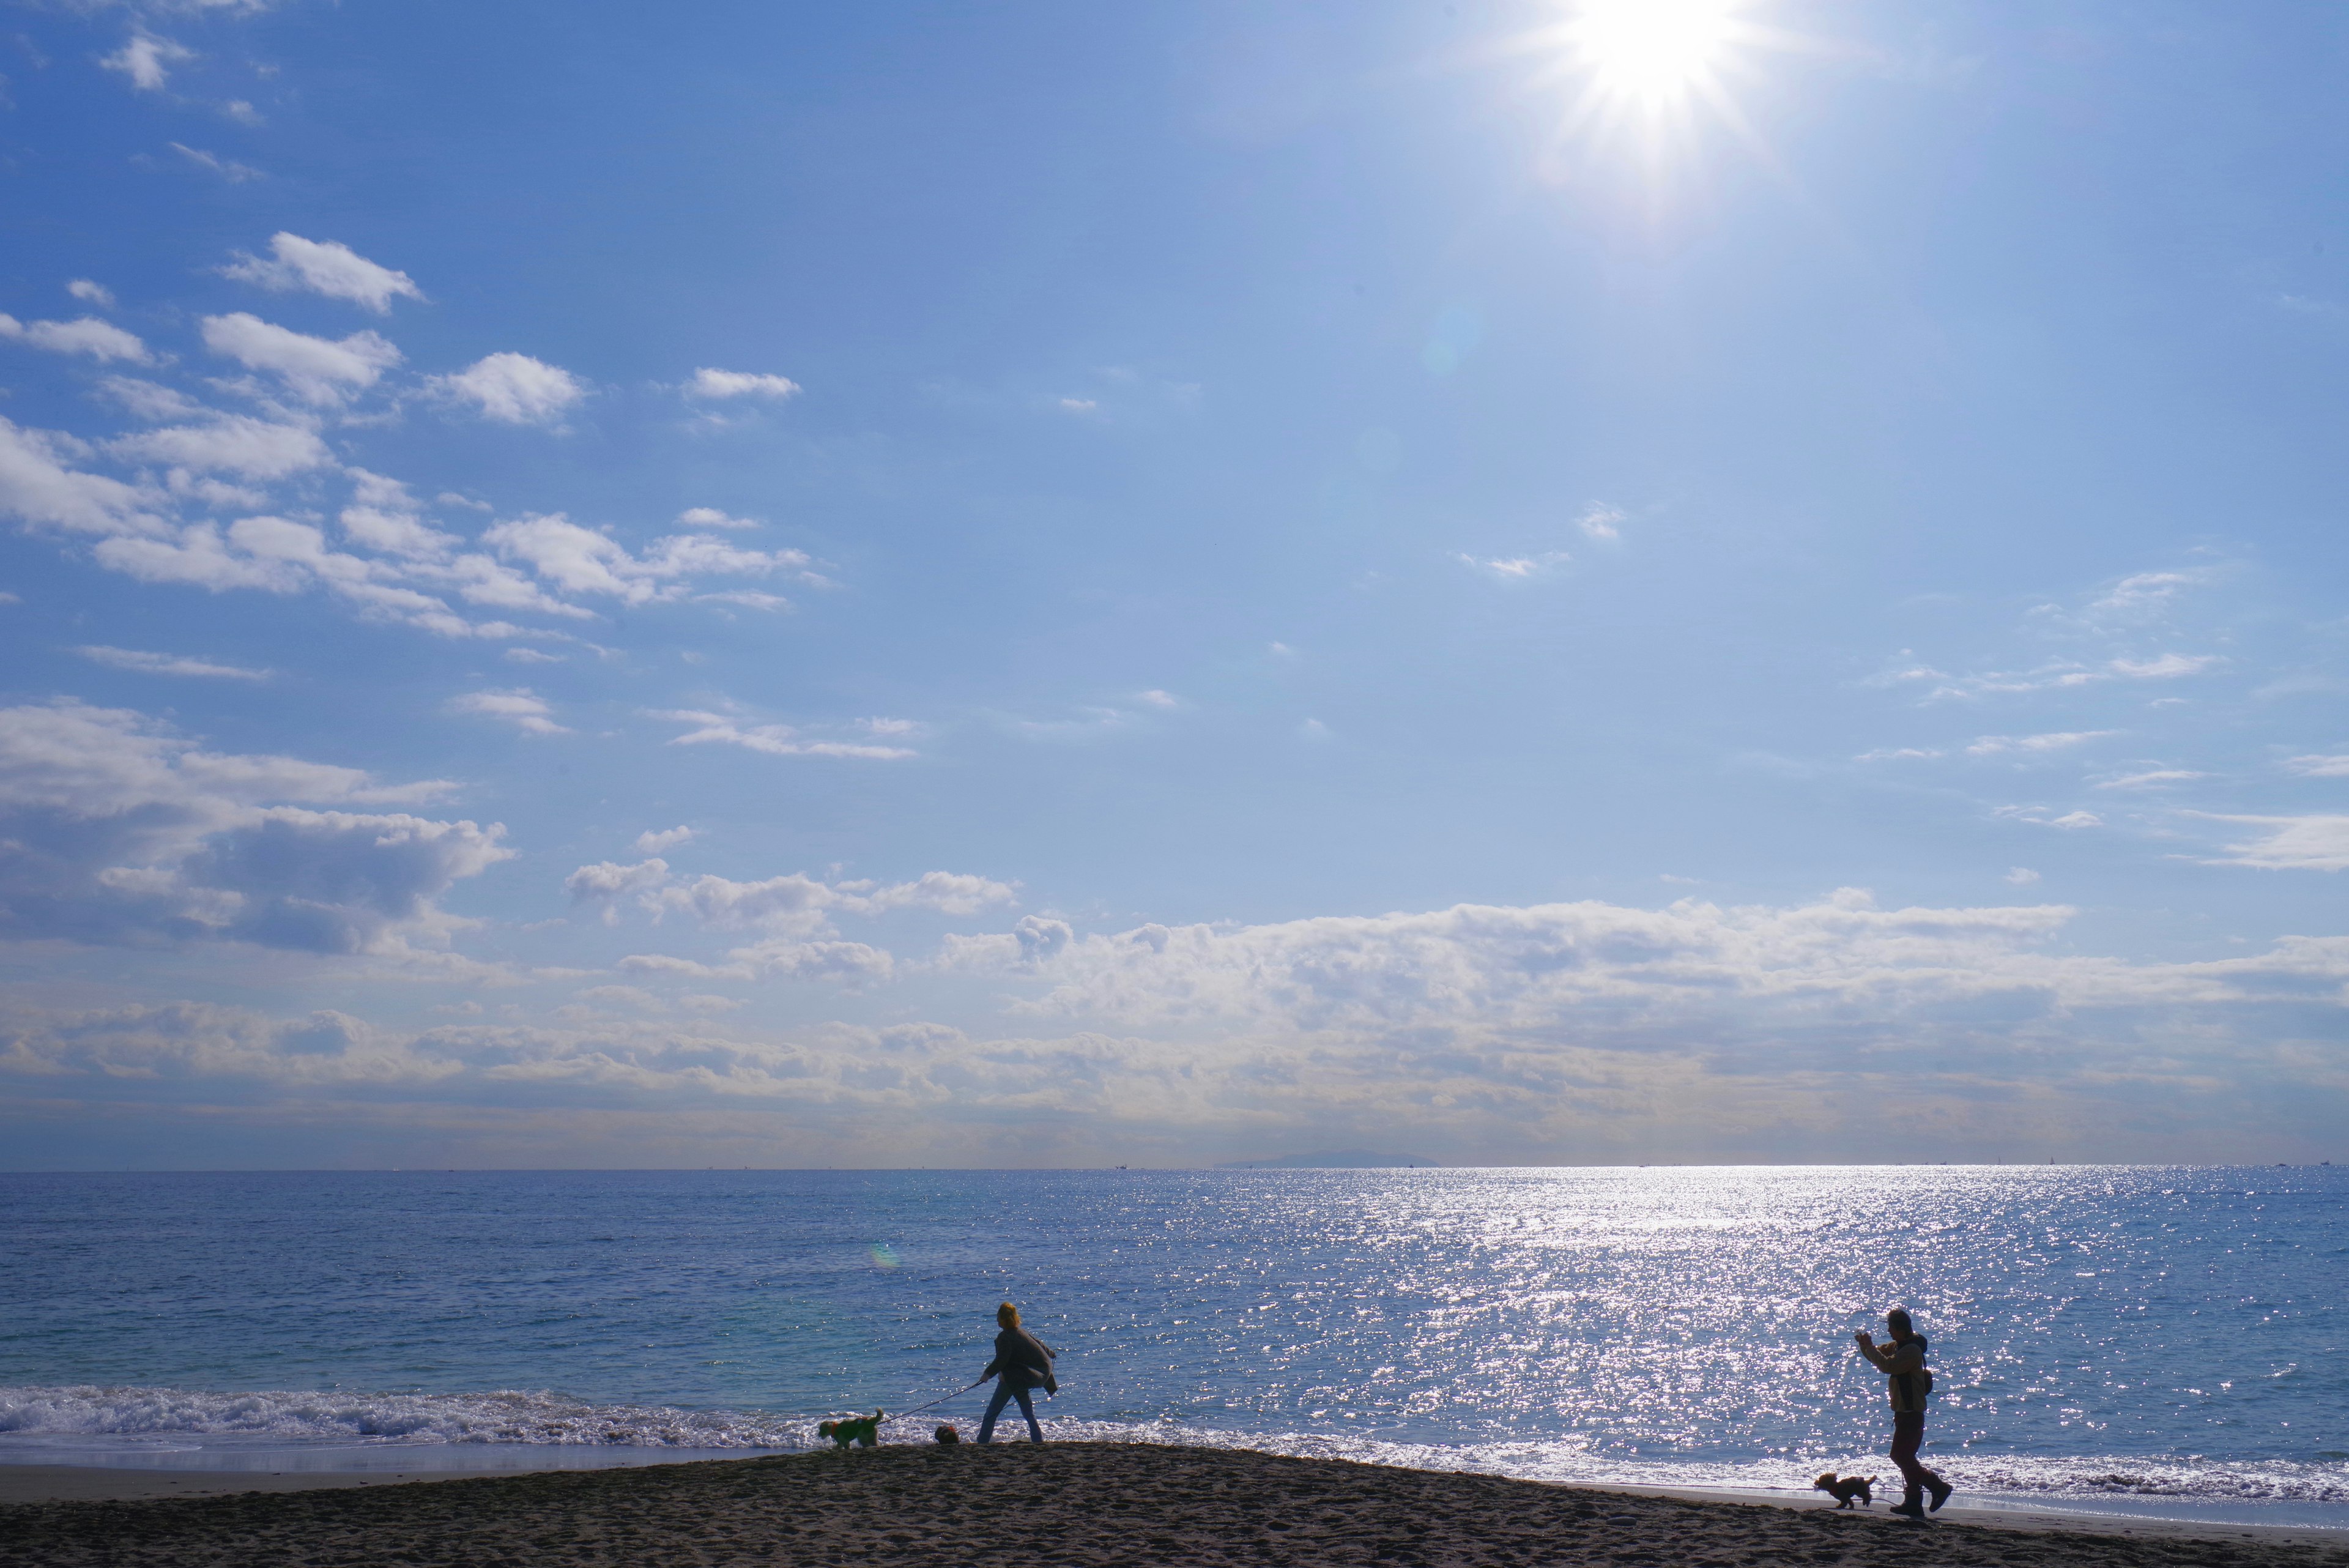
[982,1326,1056,1391]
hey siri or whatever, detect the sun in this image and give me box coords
[1560,0,1742,111]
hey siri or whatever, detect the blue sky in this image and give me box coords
[2,0,2345,1169]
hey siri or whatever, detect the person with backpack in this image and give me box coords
[1854,1307,1952,1519]
[976,1301,1057,1443]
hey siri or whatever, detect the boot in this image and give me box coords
[1888,1482,1926,1521]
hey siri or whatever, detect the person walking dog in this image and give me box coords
[977,1301,1057,1443]
[1855,1307,1952,1519]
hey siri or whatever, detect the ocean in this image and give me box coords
[1,1165,2341,1527]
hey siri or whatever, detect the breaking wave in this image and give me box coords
[5,1386,2343,1507]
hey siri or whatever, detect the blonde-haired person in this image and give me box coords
[976,1301,1058,1443]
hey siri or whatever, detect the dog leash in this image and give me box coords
[881,1378,987,1422]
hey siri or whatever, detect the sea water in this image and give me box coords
[1,1166,2341,1526]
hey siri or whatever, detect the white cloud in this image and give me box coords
[677,507,759,530]
[447,688,570,737]
[100,32,192,91]
[0,700,491,954]
[77,646,270,680]
[200,313,401,404]
[2108,653,2219,679]
[1994,806,2105,830]
[2283,754,2349,779]
[940,886,2349,1036]
[2200,815,2349,872]
[433,353,586,425]
[483,513,813,606]
[504,647,563,665]
[98,377,204,423]
[221,99,262,126]
[568,858,1012,956]
[0,313,152,363]
[2090,570,2200,618]
[67,281,117,309]
[222,233,424,313]
[1966,730,2118,757]
[634,825,694,855]
[697,590,791,612]
[685,368,801,401]
[2004,867,2041,885]
[1301,718,1332,741]
[169,144,264,183]
[1058,397,1099,414]
[651,708,916,760]
[1575,502,1624,541]
[1855,747,1942,762]
[113,415,334,479]
[337,468,456,559]
[1457,551,1570,579]
[1135,689,1181,710]
[2095,769,2206,790]
[0,416,167,538]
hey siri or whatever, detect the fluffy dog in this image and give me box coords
[818,1410,885,1449]
[1813,1473,1876,1509]
[933,1424,962,1444]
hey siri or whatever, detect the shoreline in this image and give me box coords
[2,1444,2342,1560]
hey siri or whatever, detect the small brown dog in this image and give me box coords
[1813,1473,1876,1509]
[933,1424,961,1444]
[817,1410,884,1449]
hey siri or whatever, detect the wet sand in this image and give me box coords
[2,1444,2343,1568]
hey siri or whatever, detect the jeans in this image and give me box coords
[978,1381,1043,1443]
[1890,1408,1945,1509]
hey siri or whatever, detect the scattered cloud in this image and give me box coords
[2283,754,2349,779]
[1966,730,2118,757]
[1135,689,1181,710]
[566,856,1011,984]
[1457,551,1570,579]
[76,645,270,680]
[447,688,570,737]
[483,513,816,606]
[1992,806,2104,830]
[67,280,116,309]
[2004,867,2041,885]
[1855,746,1942,762]
[169,144,263,182]
[1058,397,1099,414]
[223,233,424,313]
[2095,769,2207,790]
[100,31,191,91]
[1575,502,1624,541]
[0,313,152,363]
[200,313,401,405]
[634,825,694,855]
[2198,814,2349,872]
[650,708,916,760]
[98,377,204,423]
[685,368,801,401]
[677,507,758,530]
[0,699,489,955]
[112,414,334,480]
[433,353,587,426]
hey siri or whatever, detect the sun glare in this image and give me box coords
[1565,0,1740,109]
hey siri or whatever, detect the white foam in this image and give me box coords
[3,1386,2342,1507]
[0,1386,813,1449]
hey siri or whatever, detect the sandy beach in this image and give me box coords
[2,1444,2342,1568]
